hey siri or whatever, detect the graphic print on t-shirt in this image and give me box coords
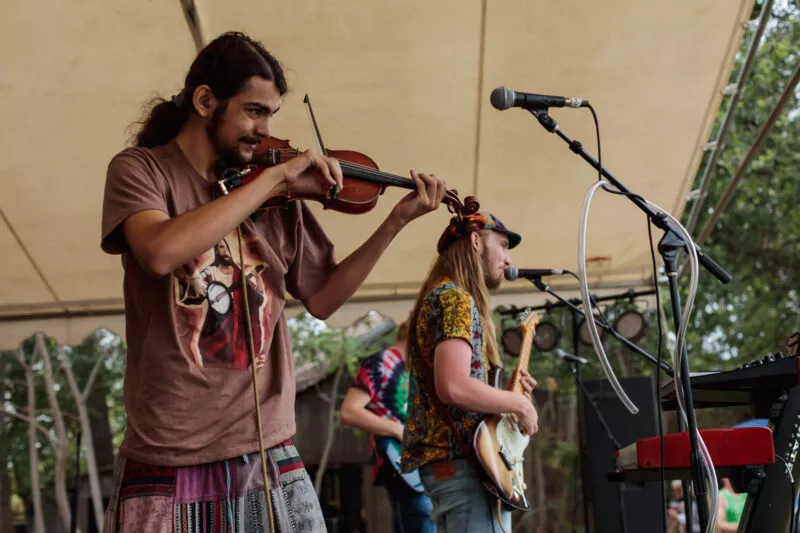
[173,232,270,369]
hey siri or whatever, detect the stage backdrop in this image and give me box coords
[0,0,754,346]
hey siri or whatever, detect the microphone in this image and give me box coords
[554,348,591,365]
[504,266,565,281]
[490,86,588,111]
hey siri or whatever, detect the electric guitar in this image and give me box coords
[377,436,424,493]
[473,311,540,510]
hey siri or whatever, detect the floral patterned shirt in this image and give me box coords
[401,277,489,472]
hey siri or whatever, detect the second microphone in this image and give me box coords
[504,266,566,281]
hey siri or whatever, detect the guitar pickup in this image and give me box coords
[499,445,514,470]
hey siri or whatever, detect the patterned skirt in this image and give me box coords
[103,440,326,533]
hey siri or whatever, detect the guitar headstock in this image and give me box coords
[519,311,540,338]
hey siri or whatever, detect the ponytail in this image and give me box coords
[134,97,192,148]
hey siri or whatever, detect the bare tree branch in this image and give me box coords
[58,345,105,529]
[12,348,29,372]
[35,334,71,531]
[22,357,44,533]
[0,407,59,452]
[80,347,113,401]
[314,383,333,404]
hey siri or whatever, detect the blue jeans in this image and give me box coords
[384,470,435,533]
[419,459,512,533]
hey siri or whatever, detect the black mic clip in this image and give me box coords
[530,108,558,133]
[531,277,549,292]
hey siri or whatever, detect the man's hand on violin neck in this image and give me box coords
[279,149,344,196]
[390,170,447,226]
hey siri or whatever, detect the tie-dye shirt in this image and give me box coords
[401,277,489,473]
[352,347,409,482]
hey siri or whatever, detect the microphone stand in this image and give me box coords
[525,107,727,532]
[528,278,673,376]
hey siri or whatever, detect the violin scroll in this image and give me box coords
[443,190,480,219]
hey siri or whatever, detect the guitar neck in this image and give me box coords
[510,331,535,395]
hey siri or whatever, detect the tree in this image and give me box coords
[1,330,124,533]
[682,2,800,370]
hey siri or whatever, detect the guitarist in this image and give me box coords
[401,212,539,533]
[340,320,435,532]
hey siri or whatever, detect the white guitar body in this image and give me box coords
[474,413,531,509]
[496,415,530,497]
[472,311,540,511]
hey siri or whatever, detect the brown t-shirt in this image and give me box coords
[101,140,335,466]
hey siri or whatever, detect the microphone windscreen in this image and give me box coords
[490,87,515,110]
[504,266,518,281]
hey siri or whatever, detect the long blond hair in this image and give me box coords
[408,231,501,368]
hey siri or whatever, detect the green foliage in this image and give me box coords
[288,311,398,377]
[683,2,800,369]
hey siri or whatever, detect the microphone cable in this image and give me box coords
[587,104,602,183]
[647,217,668,533]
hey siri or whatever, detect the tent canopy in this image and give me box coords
[0,0,753,348]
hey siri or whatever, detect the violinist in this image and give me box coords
[100,31,446,533]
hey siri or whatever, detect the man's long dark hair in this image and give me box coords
[134,32,287,148]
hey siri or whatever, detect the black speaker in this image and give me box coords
[579,376,663,533]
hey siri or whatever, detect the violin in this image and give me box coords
[217,137,478,217]
[215,95,479,218]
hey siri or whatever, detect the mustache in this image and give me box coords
[239,135,262,146]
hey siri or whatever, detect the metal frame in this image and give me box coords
[685,0,775,235]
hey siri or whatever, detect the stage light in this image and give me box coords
[613,309,647,343]
[532,321,560,352]
[578,314,606,347]
[501,327,523,357]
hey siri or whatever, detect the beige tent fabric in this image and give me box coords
[0,0,753,348]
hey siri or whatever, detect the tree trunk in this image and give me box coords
[24,363,45,533]
[314,361,345,496]
[59,348,106,530]
[0,362,14,533]
[36,335,71,531]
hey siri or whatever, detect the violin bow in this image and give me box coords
[303,94,341,199]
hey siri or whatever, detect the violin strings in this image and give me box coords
[271,148,447,192]
[268,149,460,208]
[337,161,414,188]
[273,149,405,183]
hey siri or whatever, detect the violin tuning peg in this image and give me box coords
[462,196,480,216]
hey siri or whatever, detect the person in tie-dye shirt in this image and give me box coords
[341,320,434,532]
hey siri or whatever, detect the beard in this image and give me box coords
[485,272,502,291]
[207,102,259,169]
[481,251,502,291]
